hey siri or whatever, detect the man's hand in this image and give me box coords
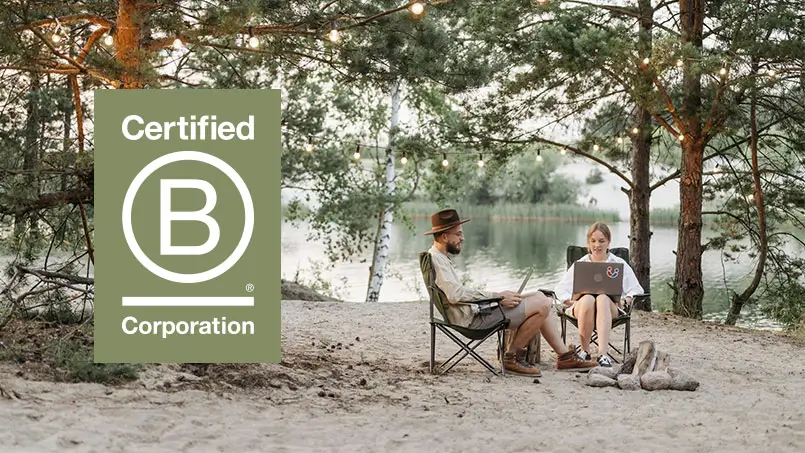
[495,290,522,308]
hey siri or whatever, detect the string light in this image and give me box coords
[247,26,259,48]
[477,154,484,167]
[410,2,425,15]
[678,134,685,141]
[442,153,449,167]
[719,66,727,76]
[536,150,543,162]
[617,137,623,144]
[328,21,340,42]
[103,34,114,46]
[642,57,650,65]
[767,69,776,77]
[173,38,184,49]
[353,145,361,160]
[305,137,314,153]
[593,144,599,151]
[632,127,639,135]
[401,152,408,164]
[560,148,567,155]
[51,32,62,43]
[676,59,684,67]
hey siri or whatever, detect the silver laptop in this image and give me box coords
[518,269,533,294]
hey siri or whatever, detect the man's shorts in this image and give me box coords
[468,302,527,330]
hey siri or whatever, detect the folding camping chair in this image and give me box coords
[419,251,509,376]
[556,246,650,362]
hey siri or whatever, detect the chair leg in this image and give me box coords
[438,326,501,376]
[430,323,436,374]
[561,315,567,344]
[498,330,505,376]
[625,319,631,355]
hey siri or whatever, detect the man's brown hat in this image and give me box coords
[423,208,471,235]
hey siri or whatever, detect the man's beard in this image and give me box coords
[446,242,461,255]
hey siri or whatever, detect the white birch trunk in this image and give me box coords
[365,80,400,303]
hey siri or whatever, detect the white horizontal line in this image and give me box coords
[122,297,254,307]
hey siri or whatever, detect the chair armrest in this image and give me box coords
[454,296,504,305]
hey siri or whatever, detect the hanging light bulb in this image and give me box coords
[632,127,639,135]
[560,148,567,155]
[719,66,727,76]
[767,69,776,77]
[678,134,685,141]
[103,34,114,46]
[305,137,314,153]
[676,59,684,67]
[328,22,340,42]
[410,2,425,15]
[617,137,623,144]
[353,145,361,160]
[442,153,449,167]
[593,144,600,151]
[51,33,62,43]
[477,154,485,168]
[247,26,259,48]
[401,152,408,165]
[642,57,650,65]
[173,38,183,49]
[536,150,543,162]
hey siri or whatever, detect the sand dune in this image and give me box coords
[2,300,805,452]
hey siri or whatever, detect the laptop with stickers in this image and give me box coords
[572,261,624,299]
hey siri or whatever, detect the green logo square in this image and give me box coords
[94,89,280,363]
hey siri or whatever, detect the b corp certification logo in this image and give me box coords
[94,89,280,364]
[122,151,254,284]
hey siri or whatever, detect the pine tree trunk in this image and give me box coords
[117,0,143,88]
[630,0,654,311]
[15,75,41,237]
[726,56,767,325]
[673,0,705,319]
[365,80,401,303]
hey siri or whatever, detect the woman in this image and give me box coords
[554,222,643,367]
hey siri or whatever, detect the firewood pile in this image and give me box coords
[585,340,700,391]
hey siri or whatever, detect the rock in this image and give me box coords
[669,368,700,391]
[589,365,621,380]
[617,374,641,390]
[640,371,673,391]
[586,374,618,388]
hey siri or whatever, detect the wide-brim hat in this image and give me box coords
[423,208,471,235]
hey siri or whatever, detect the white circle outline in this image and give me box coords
[122,151,254,284]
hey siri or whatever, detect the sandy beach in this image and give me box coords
[2,300,805,452]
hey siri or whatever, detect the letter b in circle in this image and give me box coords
[123,151,254,284]
[160,179,220,256]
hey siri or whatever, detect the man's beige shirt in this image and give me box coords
[428,245,495,327]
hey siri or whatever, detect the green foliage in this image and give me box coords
[51,341,142,384]
[585,168,604,185]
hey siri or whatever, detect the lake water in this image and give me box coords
[282,217,786,330]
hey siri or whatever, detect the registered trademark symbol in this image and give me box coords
[245,283,255,292]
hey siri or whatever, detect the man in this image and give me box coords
[425,208,597,376]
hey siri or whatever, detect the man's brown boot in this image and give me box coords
[556,347,597,371]
[503,350,542,377]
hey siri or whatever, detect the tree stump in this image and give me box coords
[526,333,541,365]
[502,329,541,365]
